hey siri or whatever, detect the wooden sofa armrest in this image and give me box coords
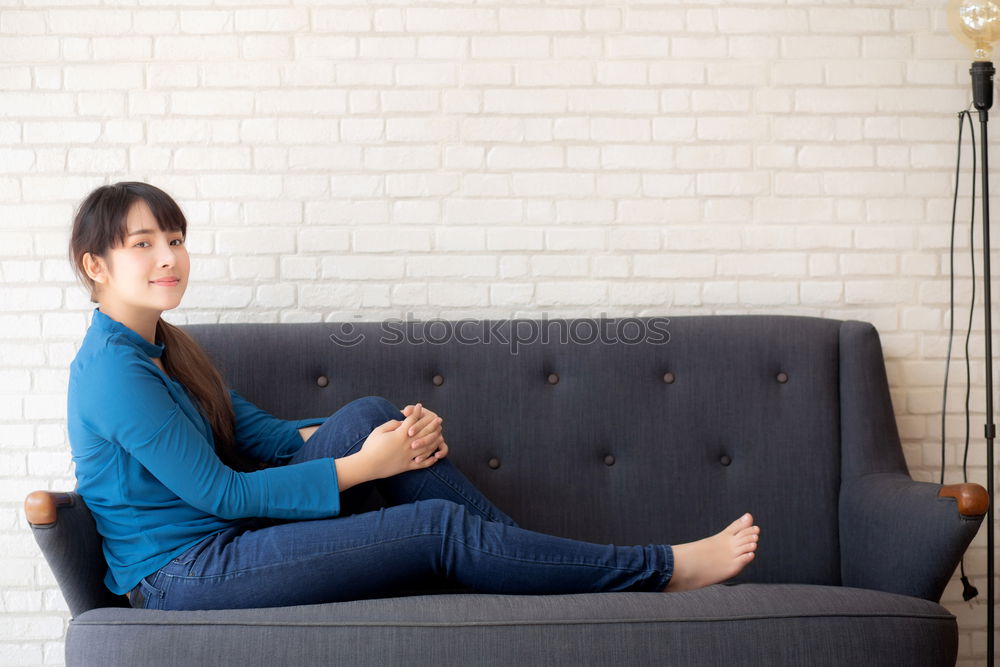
[937,483,989,517]
[24,490,74,526]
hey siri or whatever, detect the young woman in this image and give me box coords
[66,181,761,611]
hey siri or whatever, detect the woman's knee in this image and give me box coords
[340,395,404,427]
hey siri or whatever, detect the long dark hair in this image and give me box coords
[68,182,260,473]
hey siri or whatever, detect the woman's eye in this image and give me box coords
[133,239,184,248]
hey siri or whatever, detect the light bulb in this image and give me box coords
[949,0,1000,60]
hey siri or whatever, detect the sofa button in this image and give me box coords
[720,454,731,466]
[663,372,675,384]
[432,374,444,386]
[604,455,616,466]
[488,457,501,470]
[547,373,559,385]
[776,372,788,383]
[316,375,329,387]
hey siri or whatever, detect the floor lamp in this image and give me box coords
[947,1,999,663]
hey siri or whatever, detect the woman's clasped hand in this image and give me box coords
[357,402,449,480]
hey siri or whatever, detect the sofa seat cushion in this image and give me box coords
[68,583,955,666]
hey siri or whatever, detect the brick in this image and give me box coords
[808,8,890,33]
[353,228,432,253]
[845,280,915,304]
[406,256,497,279]
[670,36,727,58]
[609,282,670,306]
[649,62,704,85]
[855,226,916,250]
[703,199,752,222]
[585,8,620,32]
[569,89,658,114]
[634,253,714,278]
[407,8,496,32]
[592,255,629,278]
[179,285,253,310]
[155,36,239,60]
[755,89,793,113]
[596,62,649,86]
[877,88,967,114]
[783,36,859,59]
[756,145,795,168]
[801,281,843,304]
[294,35,355,60]
[771,61,823,86]
[500,8,583,32]
[428,282,489,307]
[228,256,276,280]
[707,62,767,87]
[840,252,899,275]
[255,90,348,115]
[728,36,779,59]
[445,199,521,225]
[716,253,807,276]
[472,36,548,59]
[824,172,905,196]
[717,9,808,33]
[696,172,769,196]
[863,35,912,59]
[697,116,768,141]
[320,256,403,280]
[545,228,605,250]
[217,229,294,255]
[0,288,61,313]
[530,255,588,277]
[607,36,669,59]
[488,282,534,306]
[774,171,823,196]
[756,198,834,222]
[314,9,372,32]
[234,9,309,32]
[534,281,605,306]
[826,61,903,86]
[624,9,684,32]
[651,117,696,141]
[685,9,714,33]
[739,281,798,306]
[393,283,429,305]
[0,643,42,666]
[795,88,876,113]
[677,145,751,170]
[691,90,751,112]
[798,145,874,169]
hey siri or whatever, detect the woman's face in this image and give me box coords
[88,198,190,314]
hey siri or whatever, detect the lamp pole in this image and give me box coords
[969,58,996,667]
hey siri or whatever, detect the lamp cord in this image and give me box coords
[941,109,979,601]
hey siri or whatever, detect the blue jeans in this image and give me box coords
[130,396,674,610]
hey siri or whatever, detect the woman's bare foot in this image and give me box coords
[663,513,760,592]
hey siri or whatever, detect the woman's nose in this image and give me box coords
[158,246,176,267]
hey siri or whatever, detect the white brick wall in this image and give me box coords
[1,1,995,664]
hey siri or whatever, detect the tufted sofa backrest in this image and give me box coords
[181,314,906,587]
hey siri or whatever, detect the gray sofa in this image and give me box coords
[27,314,988,666]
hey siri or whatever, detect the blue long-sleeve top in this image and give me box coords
[67,307,334,596]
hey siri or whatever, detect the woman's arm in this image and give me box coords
[333,451,372,492]
[298,425,320,443]
[74,348,342,520]
[228,389,321,463]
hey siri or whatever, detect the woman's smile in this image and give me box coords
[150,277,180,287]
